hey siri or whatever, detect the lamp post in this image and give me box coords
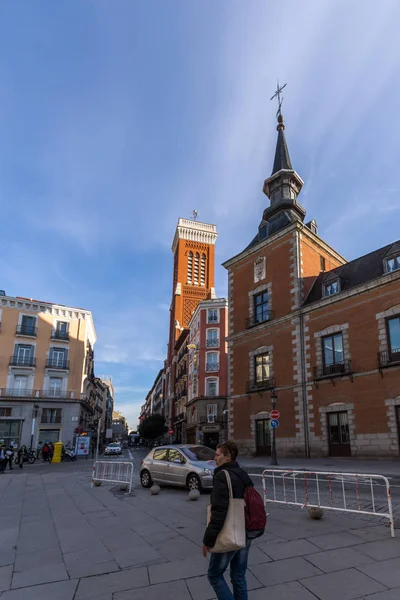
[30,403,40,451]
[270,390,278,466]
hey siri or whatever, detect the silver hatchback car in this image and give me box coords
[140,444,216,491]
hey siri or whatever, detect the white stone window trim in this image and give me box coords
[206,328,219,348]
[376,304,400,354]
[17,312,38,327]
[323,280,341,297]
[383,254,400,274]
[205,351,219,372]
[248,345,274,383]
[314,323,350,373]
[205,376,219,397]
[207,308,220,324]
[319,402,355,456]
[248,282,272,324]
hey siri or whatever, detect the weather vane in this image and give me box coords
[192,209,198,221]
[270,81,287,118]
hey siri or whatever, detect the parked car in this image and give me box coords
[104,442,122,456]
[140,444,216,491]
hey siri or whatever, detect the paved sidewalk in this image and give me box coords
[1,468,400,599]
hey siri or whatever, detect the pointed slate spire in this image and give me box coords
[271,114,292,175]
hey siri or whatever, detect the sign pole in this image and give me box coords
[96,419,101,461]
[270,390,278,466]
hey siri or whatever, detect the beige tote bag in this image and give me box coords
[207,470,246,553]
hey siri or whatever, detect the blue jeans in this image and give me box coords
[208,542,251,600]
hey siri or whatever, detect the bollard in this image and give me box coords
[52,441,63,463]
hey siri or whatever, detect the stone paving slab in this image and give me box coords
[305,546,375,573]
[258,538,320,560]
[149,554,209,585]
[357,557,400,588]
[110,544,164,569]
[361,589,400,600]
[0,580,78,600]
[114,580,192,600]
[74,566,149,599]
[249,556,322,587]
[300,567,387,600]
[354,538,400,561]
[0,566,12,593]
[11,562,69,589]
[248,580,319,600]
[306,531,366,550]
[185,570,263,600]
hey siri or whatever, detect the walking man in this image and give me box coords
[6,445,14,470]
[203,441,253,600]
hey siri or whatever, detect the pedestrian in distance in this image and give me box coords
[42,443,50,462]
[0,445,6,473]
[6,444,14,470]
[48,442,54,461]
[203,440,266,600]
[17,445,28,469]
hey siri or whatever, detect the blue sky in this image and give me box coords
[1,1,400,428]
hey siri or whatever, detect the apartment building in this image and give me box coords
[185,298,229,449]
[0,293,96,448]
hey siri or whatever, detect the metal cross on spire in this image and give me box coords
[270,81,287,118]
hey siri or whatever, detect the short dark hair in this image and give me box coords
[217,440,238,462]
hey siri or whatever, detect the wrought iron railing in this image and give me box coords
[51,329,70,341]
[16,324,37,337]
[206,363,219,372]
[314,360,352,379]
[206,339,219,348]
[9,355,36,367]
[46,358,69,369]
[378,349,400,367]
[246,377,275,393]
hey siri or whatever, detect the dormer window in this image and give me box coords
[324,280,340,297]
[386,255,400,273]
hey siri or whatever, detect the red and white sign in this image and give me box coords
[270,410,280,420]
[168,430,174,435]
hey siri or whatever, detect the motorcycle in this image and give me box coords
[62,447,77,462]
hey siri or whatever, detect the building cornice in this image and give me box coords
[0,295,97,344]
[171,218,218,254]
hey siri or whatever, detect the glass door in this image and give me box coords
[328,411,351,456]
[256,419,271,456]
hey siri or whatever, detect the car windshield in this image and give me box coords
[182,446,215,461]
[108,443,119,447]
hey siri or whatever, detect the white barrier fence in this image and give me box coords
[261,469,395,538]
[92,461,133,494]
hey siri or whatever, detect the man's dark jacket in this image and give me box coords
[203,461,253,548]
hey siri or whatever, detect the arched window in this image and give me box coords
[201,254,206,286]
[187,252,193,284]
[194,252,199,285]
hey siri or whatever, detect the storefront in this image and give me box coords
[0,419,22,448]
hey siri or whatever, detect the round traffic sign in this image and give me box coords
[270,410,280,420]
[270,419,279,429]
[168,430,174,435]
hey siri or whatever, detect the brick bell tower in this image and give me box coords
[168,216,218,360]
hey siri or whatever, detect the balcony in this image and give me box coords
[379,348,400,367]
[41,415,62,424]
[246,311,273,329]
[246,377,275,394]
[174,412,186,423]
[206,339,219,348]
[16,324,37,337]
[45,358,70,370]
[2,388,34,397]
[313,360,352,380]
[9,355,36,367]
[51,329,70,341]
[206,363,219,372]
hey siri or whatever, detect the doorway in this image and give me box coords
[328,411,351,456]
[38,429,60,445]
[256,419,271,456]
[203,432,219,450]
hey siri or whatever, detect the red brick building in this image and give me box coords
[223,113,400,458]
[185,298,229,449]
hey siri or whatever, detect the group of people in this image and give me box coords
[0,441,55,473]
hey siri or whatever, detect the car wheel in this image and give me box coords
[187,474,202,492]
[141,469,152,488]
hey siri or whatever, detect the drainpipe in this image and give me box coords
[296,228,310,458]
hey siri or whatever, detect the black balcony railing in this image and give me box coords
[41,415,62,424]
[206,363,219,372]
[378,349,400,368]
[16,324,37,337]
[3,388,34,397]
[246,311,273,329]
[174,412,186,422]
[51,329,70,341]
[46,358,70,370]
[206,339,219,348]
[246,377,275,393]
[9,355,36,367]
[314,360,352,380]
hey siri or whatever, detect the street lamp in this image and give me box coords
[270,390,278,466]
[30,403,40,451]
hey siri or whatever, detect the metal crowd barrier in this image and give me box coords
[261,469,395,537]
[92,461,133,494]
